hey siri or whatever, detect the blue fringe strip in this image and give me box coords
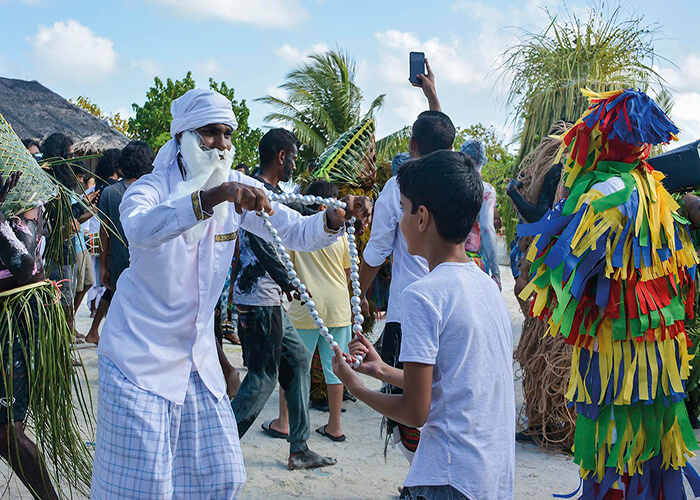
[582,89,680,147]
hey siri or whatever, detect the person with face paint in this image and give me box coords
[90,90,372,498]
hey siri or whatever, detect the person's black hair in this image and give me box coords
[41,132,74,160]
[397,150,483,243]
[236,162,250,175]
[259,128,300,168]
[22,138,40,150]
[120,140,155,180]
[96,148,122,186]
[305,180,339,210]
[411,111,456,157]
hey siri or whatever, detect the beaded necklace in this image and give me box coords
[257,192,365,367]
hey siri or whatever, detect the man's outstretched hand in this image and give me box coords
[326,194,372,231]
[201,182,274,216]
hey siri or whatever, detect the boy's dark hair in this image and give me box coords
[120,141,154,180]
[411,111,456,157]
[41,133,74,159]
[22,138,40,150]
[96,148,122,184]
[236,162,250,175]
[305,180,339,210]
[397,150,483,244]
[259,128,299,167]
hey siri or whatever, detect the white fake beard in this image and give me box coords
[172,130,234,243]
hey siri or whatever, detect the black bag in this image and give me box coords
[648,139,700,193]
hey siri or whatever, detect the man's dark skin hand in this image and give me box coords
[192,124,372,229]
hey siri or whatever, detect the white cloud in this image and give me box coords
[27,20,118,84]
[275,42,329,64]
[150,0,308,28]
[265,85,287,100]
[130,59,161,77]
[655,53,700,146]
[197,57,221,77]
[374,30,487,87]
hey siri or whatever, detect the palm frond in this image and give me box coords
[376,126,412,162]
[256,48,384,164]
[313,119,377,193]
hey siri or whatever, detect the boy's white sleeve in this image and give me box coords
[399,288,440,365]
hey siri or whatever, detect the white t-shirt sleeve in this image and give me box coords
[399,287,440,365]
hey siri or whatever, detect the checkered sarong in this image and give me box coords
[91,356,246,499]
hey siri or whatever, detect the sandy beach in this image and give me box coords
[2,266,699,499]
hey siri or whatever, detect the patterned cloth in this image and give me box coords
[91,356,246,499]
[401,485,470,500]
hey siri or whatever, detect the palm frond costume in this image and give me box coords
[0,112,93,497]
[513,122,577,452]
[519,89,700,498]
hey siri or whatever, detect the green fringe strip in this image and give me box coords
[0,284,93,497]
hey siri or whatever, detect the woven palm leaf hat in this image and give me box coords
[0,112,60,216]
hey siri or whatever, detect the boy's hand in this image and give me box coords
[348,334,384,378]
[332,346,364,393]
[410,58,441,112]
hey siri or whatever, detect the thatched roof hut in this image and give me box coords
[0,77,128,162]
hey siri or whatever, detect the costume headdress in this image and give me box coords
[519,88,700,498]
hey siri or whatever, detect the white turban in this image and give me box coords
[153,89,238,173]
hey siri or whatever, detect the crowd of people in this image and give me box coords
[0,55,696,500]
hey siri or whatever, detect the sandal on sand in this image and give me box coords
[223,331,241,345]
[315,424,346,442]
[261,419,289,439]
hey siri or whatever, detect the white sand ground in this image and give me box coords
[3,266,700,499]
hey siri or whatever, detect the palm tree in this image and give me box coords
[257,49,386,164]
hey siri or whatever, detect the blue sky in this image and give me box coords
[1,0,698,148]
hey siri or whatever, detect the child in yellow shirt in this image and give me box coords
[288,181,351,441]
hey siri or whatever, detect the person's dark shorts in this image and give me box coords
[0,297,37,425]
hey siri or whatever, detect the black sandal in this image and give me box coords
[315,424,346,442]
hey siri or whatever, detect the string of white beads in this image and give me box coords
[260,192,366,368]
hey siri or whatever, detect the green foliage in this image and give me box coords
[257,49,386,166]
[455,124,516,222]
[503,3,662,167]
[500,2,664,241]
[70,95,132,137]
[129,72,262,165]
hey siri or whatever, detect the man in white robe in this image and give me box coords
[91,89,371,499]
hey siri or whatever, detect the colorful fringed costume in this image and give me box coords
[519,89,700,498]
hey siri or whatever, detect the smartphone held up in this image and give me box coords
[409,51,426,85]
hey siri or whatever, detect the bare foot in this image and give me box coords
[75,331,86,340]
[226,369,241,400]
[288,449,336,470]
[85,328,100,345]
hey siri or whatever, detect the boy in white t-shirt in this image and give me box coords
[333,150,515,500]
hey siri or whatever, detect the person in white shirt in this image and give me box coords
[357,59,456,462]
[334,151,515,500]
[91,89,371,499]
